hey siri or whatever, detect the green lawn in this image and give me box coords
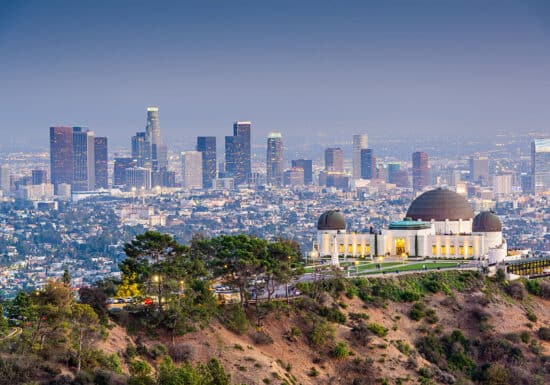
[364,262,459,274]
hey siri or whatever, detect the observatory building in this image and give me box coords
[313,188,507,265]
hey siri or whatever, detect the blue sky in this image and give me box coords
[1,0,549,146]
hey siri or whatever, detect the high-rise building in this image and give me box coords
[146,107,167,171]
[50,126,74,193]
[352,134,368,179]
[532,138,550,193]
[132,132,151,167]
[291,159,313,185]
[412,151,429,192]
[197,136,216,188]
[360,149,375,179]
[325,148,344,172]
[387,163,409,187]
[0,165,10,193]
[266,132,283,186]
[181,151,203,189]
[225,121,251,185]
[125,167,152,191]
[32,169,47,185]
[94,137,108,189]
[493,173,513,198]
[72,127,95,191]
[469,155,490,185]
[284,167,305,187]
[113,158,137,188]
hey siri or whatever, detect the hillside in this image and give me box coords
[101,272,550,385]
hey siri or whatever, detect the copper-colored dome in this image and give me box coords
[473,211,502,232]
[406,188,474,221]
[317,210,345,230]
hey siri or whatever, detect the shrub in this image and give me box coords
[331,341,350,358]
[310,320,335,347]
[318,306,347,324]
[250,330,274,345]
[307,367,319,377]
[524,280,540,296]
[395,340,413,356]
[483,363,509,385]
[520,331,531,343]
[149,344,167,359]
[425,308,439,324]
[367,323,388,337]
[168,343,195,362]
[290,326,301,336]
[220,304,249,334]
[409,302,426,321]
[526,310,538,323]
[349,312,369,321]
[537,327,550,341]
[351,320,371,346]
[505,282,527,300]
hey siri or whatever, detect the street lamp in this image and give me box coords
[354,260,359,275]
[152,274,162,312]
[402,252,408,265]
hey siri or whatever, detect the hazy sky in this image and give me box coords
[1,0,549,146]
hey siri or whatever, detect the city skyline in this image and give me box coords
[1,1,550,146]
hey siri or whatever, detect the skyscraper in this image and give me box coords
[352,134,368,179]
[113,158,137,188]
[181,151,203,189]
[532,138,550,193]
[325,148,344,172]
[72,127,95,191]
[291,159,313,185]
[469,155,489,185]
[197,136,216,188]
[412,151,429,192]
[266,132,283,186]
[125,167,152,191]
[94,137,108,189]
[360,149,375,179]
[144,107,167,172]
[225,121,251,185]
[132,132,151,167]
[0,165,10,193]
[32,169,47,185]
[50,126,74,193]
[283,167,305,187]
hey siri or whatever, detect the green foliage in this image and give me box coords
[367,323,388,337]
[219,304,249,334]
[331,341,350,358]
[318,306,347,324]
[309,320,335,347]
[395,340,413,356]
[482,363,509,385]
[526,310,538,322]
[157,356,231,385]
[409,302,426,321]
[129,359,151,377]
[524,279,540,296]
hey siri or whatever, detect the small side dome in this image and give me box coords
[317,210,346,231]
[473,211,502,232]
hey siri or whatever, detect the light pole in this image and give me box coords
[152,274,162,312]
[355,260,359,276]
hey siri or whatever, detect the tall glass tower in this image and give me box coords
[532,138,550,193]
[266,132,283,186]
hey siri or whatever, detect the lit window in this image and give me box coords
[450,245,455,255]
[432,245,437,255]
[441,246,446,255]
[459,246,464,255]
[468,246,473,255]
